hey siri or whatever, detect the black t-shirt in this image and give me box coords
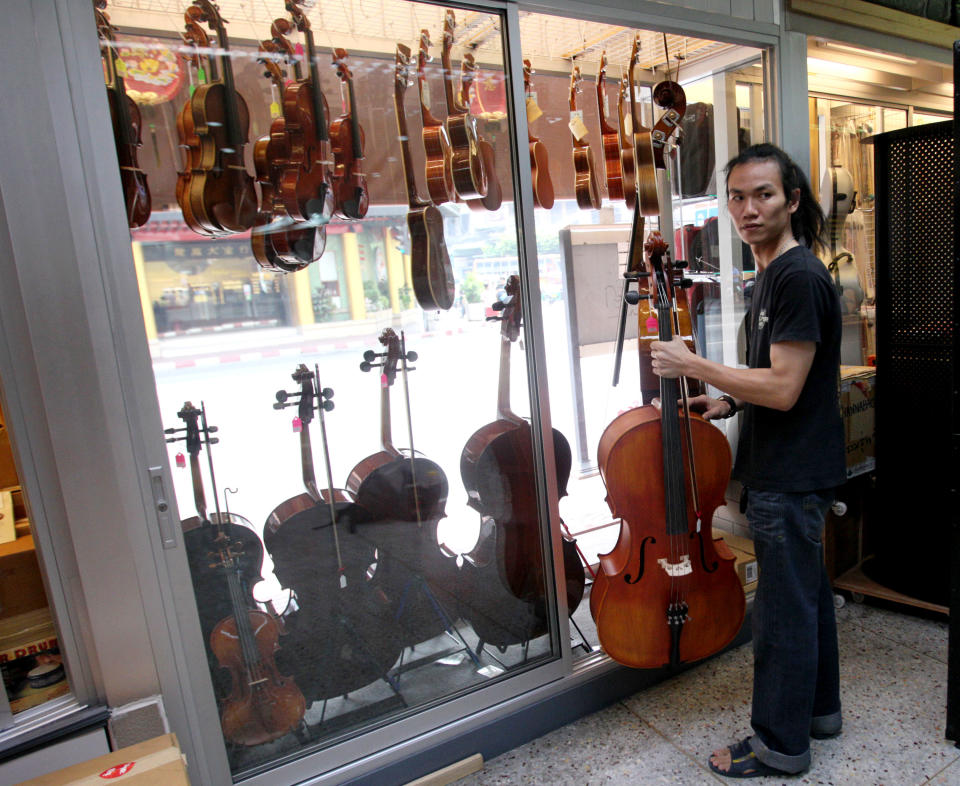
[732,246,846,492]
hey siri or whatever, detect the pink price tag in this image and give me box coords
[292,417,303,433]
[646,316,659,332]
[380,373,388,389]
[175,453,185,468]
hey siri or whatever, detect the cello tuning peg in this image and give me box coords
[207,426,218,433]
[359,361,373,372]
[362,349,378,362]
[163,426,178,435]
[491,300,506,312]
[321,387,334,400]
[322,399,335,412]
[405,350,418,362]
[272,402,285,410]
[208,437,219,445]
[673,259,688,270]
[485,314,501,322]
[680,278,693,288]
[275,390,289,403]
[625,291,642,306]
[165,437,177,444]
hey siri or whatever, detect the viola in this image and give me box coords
[440,11,487,202]
[569,65,601,210]
[180,1,258,236]
[591,233,744,668]
[278,3,335,227]
[417,31,456,207]
[394,44,455,311]
[329,48,369,220]
[94,1,151,228]
[346,331,461,646]
[165,402,304,745]
[459,275,585,650]
[522,60,554,210]
[596,52,624,203]
[628,34,660,217]
[265,365,404,703]
[251,28,318,272]
[460,54,503,213]
[616,74,637,211]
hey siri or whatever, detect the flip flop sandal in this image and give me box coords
[708,738,789,779]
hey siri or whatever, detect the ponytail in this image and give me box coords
[724,143,826,254]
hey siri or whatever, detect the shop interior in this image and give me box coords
[0,0,953,782]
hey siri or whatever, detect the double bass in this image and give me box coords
[94,1,151,229]
[592,234,744,668]
[459,276,585,650]
[166,403,305,745]
[265,366,403,703]
[394,43,455,311]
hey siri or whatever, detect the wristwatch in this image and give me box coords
[717,394,738,418]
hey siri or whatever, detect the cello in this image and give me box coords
[165,402,305,746]
[591,233,744,668]
[329,48,370,220]
[459,276,585,650]
[522,60,554,210]
[569,65,601,210]
[94,1,150,229]
[265,365,404,703]
[394,43,455,312]
[596,52,624,203]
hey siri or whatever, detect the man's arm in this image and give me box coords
[650,336,815,411]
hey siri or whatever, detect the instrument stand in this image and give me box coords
[568,614,593,654]
[393,573,483,672]
[611,270,649,386]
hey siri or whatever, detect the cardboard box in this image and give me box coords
[0,534,48,617]
[840,365,876,478]
[715,535,758,593]
[16,733,189,785]
[0,607,69,714]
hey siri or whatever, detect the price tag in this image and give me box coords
[114,56,127,78]
[568,110,588,141]
[623,114,632,137]
[526,94,542,123]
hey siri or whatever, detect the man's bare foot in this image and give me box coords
[710,746,733,772]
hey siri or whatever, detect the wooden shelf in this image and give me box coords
[833,560,948,615]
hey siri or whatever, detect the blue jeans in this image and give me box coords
[745,488,841,773]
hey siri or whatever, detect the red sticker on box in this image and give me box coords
[99,762,136,778]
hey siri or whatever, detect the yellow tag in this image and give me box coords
[568,111,588,141]
[269,101,281,118]
[114,57,127,78]
[526,94,542,123]
[623,115,632,137]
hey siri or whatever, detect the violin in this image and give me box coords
[440,11,487,202]
[522,60,554,210]
[175,6,212,230]
[596,52,624,203]
[329,48,369,220]
[94,1,151,229]
[278,3,336,226]
[265,365,404,703]
[165,403,304,745]
[592,233,744,668]
[177,0,258,236]
[394,44,455,311]
[251,28,319,272]
[346,331,461,646]
[460,54,503,213]
[417,31,456,207]
[628,34,660,217]
[569,66,601,211]
[459,276,585,650]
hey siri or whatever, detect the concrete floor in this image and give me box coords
[456,601,957,785]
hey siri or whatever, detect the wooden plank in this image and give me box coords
[790,0,960,50]
[834,563,950,615]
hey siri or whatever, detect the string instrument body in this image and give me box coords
[569,66,601,210]
[329,48,369,219]
[460,54,502,212]
[596,53,624,202]
[616,75,637,211]
[394,44,455,311]
[94,3,150,228]
[523,60,554,210]
[592,235,744,668]
[265,366,402,703]
[174,7,211,230]
[179,0,258,236]
[627,35,660,217]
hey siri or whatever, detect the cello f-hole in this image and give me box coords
[692,530,719,573]
[624,535,656,585]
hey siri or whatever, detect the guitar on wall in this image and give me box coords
[628,33,659,218]
[459,53,503,212]
[394,43,455,311]
[522,60,554,210]
[596,52,624,203]
[569,65,601,210]
[417,30,456,207]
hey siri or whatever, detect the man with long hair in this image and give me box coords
[651,143,845,778]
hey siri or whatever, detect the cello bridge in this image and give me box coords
[657,555,692,577]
